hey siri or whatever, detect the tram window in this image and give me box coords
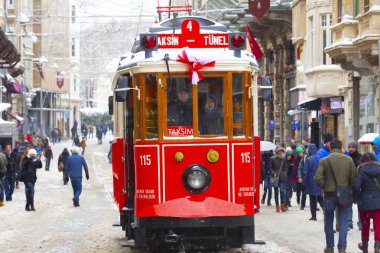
[135,75,141,139]
[232,74,244,136]
[144,74,158,139]
[198,77,224,135]
[167,77,193,135]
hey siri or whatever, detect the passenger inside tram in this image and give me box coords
[167,84,193,127]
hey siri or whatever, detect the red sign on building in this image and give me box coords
[158,19,228,48]
[56,71,64,89]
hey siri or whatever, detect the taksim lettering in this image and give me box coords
[158,35,179,46]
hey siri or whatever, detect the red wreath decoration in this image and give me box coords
[176,48,215,85]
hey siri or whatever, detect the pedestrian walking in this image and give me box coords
[73,135,80,147]
[261,150,273,206]
[371,136,380,162]
[44,146,53,171]
[80,137,87,155]
[21,149,42,211]
[302,143,324,221]
[65,147,89,207]
[282,150,294,211]
[10,147,21,191]
[269,146,285,212]
[107,141,112,163]
[315,138,357,253]
[348,140,362,230]
[0,146,7,207]
[58,148,70,185]
[294,145,307,210]
[3,144,15,201]
[353,152,380,253]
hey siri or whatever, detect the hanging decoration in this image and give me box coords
[176,47,215,85]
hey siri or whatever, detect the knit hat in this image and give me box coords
[347,140,358,149]
[294,146,305,156]
[28,149,37,156]
[71,146,80,154]
[323,133,334,143]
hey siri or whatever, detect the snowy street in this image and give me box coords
[1,135,363,253]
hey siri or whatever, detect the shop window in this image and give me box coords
[72,5,76,23]
[232,74,244,136]
[197,77,224,135]
[144,75,158,139]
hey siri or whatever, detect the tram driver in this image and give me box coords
[167,87,193,126]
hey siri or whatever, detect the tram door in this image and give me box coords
[123,75,135,239]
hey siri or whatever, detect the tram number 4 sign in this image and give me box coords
[158,19,228,49]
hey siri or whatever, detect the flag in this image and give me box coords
[35,63,44,80]
[245,25,264,60]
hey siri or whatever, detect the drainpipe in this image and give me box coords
[353,0,358,17]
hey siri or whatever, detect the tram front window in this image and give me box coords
[198,78,224,135]
[167,77,193,131]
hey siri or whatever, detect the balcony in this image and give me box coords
[352,7,380,65]
[325,16,359,63]
[304,65,348,98]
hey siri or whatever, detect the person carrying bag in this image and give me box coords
[269,146,285,213]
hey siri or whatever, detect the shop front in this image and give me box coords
[320,97,345,139]
[359,75,377,136]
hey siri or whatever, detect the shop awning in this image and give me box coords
[6,111,24,122]
[297,97,322,110]
[0,30,21,68]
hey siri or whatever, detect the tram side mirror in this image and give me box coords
[115,76,129,102]
[108,96,113,115]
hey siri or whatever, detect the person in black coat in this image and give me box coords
[21,149,42,211]
[44,146,53,171]
[354,153,380,253]
[58,148,70,185]
[261,150,273,206]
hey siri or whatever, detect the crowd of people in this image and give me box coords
[261,134,380,253]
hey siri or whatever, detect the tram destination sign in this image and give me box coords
[158,19,229,49]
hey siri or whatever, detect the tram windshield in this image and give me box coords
[166,76,225,136]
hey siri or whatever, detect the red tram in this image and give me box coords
[110,16,262,252]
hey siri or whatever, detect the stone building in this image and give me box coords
[325,0,380,141]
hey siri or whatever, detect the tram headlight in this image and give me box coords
[182,165,211,194]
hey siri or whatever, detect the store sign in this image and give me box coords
[269,120,275,130]
[158,20,229,48]
[57,71,64,89]
[321,97,344,114]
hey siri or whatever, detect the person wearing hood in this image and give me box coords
[294,146,307,210]
[58,148,70,185]
[21,148,42,211]
[269,146,286,212]
[371,136,380,162]
[281,150,294,211]
[303,143,324,221]
[198,93,223,135]
[353,152,380,253]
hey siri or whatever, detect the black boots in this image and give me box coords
[358,242,368,253]
[25,198,36,211]
[73,198,80,207]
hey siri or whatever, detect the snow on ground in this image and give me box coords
[0,135,365,253]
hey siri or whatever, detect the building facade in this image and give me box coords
[326,0,380,142]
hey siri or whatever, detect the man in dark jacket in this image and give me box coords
[0,146,7,207]
[348,140,362,230]
[303,144,323,221]
[44,146,53,171]
[315,139,357,253]
[261,150,273,206]
[3,144,15,201]
[65,147,89,207]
